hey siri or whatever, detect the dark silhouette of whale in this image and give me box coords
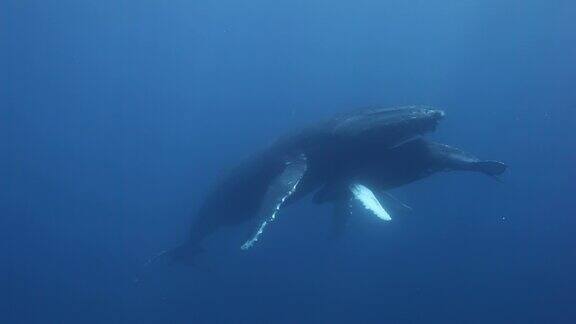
[167,106,506,263]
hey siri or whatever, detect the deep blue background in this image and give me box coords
[2,0,576,323]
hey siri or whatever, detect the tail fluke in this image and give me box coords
[166,242,205,266]
[474,160,508,176]
[144,242,204,268]
[133,242,206,284]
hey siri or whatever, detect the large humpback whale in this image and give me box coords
[168,106,506,263]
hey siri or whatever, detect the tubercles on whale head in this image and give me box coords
[332,105,446,146]
[429,109,445,120]
[364,105,446,140]
[420,108,445,132]
[368,105,444,126]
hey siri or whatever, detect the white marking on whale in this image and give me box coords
[350,183,392,221]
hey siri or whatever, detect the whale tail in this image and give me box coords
[133,243,206,283]
[144,241,204,268]
[474,160,508,176]
[166,242,205,266]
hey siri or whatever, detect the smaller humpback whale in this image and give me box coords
[165,106,506,264]
[312,137,507,236]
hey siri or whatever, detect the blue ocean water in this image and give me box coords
[2,0,575,323]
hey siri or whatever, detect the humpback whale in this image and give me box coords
[167,106,506,263]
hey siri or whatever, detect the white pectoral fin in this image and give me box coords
[241,153,308,250]
[350,183,392,221]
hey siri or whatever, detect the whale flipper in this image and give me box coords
[241,153,308,250]
[350,183,392,221]
[330,188,410,237]
[425,141,508,178]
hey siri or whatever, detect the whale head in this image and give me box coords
[333,105,445,146]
